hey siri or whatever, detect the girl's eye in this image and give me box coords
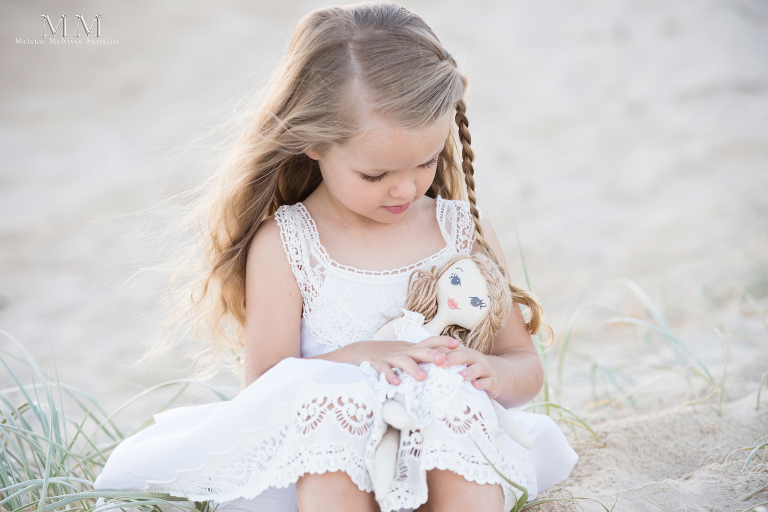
[450,273,461,286]
[420,157,439,168]
[360,173,385,183]
[470,297,486,309]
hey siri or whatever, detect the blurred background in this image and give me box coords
[2,0,767,418]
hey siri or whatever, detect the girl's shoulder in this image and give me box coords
[247,216,286,274]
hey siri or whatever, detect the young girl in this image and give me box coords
[94,2,577,511]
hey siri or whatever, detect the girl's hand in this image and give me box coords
[435,344,501,396]
[362,336,460,385]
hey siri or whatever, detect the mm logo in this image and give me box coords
[41,15,102,37]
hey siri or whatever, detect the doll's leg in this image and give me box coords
[296,471,378,512]
[413,469,504,512]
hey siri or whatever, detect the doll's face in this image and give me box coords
[436,259,491,330]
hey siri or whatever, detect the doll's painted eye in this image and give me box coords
[450,273,461,286]
[470,297,486,309]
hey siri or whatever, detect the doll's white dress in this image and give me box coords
[94,196,578,512]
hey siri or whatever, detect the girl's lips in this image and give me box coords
[382,202,410,214]
[448,298,459,310]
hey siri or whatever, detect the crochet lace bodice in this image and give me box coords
[274,195,479,358]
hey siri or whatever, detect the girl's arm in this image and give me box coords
[468,216,545,408]
[472,217,544,408]
[243,217,303,387]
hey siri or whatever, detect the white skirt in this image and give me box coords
[94,357,577,512]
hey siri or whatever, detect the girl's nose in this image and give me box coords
[389,172,417,199]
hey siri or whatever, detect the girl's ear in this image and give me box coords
[305,149,322,161]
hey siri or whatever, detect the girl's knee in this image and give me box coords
[296,470,377,512]
[423,469,505,512]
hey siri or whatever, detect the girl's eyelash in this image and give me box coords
[420,157,439,168]
[360,173,385,183]
[360,157,437,182]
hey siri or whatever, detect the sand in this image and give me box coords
[1,0,767,510]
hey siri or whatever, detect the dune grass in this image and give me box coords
[549,277,728,417]
[0,329,225,512]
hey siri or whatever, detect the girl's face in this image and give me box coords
[306,104,453,224]
[436,258,491,330]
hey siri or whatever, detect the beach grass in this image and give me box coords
[0,329,223,512]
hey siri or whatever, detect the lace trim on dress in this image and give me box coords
[436,197,478,255]
[144,377,528,512]
[145,380,380,502]
[296,201,452,279]
[273,196,479,350]
[273,206,323,319]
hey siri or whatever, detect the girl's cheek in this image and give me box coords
[416,169,437,196]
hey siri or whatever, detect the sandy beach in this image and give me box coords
[1,1,767,510]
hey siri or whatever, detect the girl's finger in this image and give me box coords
[405,346,448,365]
[419,336,460,349]
[459,362,483,381]
[388,355,428,382]
[445,349,477,368]
[372,361,400,385]
[471,376,494,391]
[384,367,400,385]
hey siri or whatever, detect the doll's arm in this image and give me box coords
[371,320,398,342]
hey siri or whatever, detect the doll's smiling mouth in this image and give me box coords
[447,298,459,310]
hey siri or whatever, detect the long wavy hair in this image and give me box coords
[150,1,549,379]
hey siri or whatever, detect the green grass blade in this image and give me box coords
[602,317,715,386]
[745,292,768,339]
[744,435,768,469]
[521,401,602,443]
[556,301,622,396]
[46,329,68,466]
[1,332,55,433]
[467,435,528,510]
[521,496,612,511]
[34,389,56,512]
[0,358,46,434]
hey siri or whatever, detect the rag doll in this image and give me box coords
[370,253,533,498]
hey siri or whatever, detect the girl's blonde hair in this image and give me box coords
[154,1,549,378]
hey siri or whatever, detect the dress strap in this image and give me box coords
[435,195,481,255]
[273,204,322,315]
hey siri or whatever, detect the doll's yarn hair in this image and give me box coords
[404,253,512,355]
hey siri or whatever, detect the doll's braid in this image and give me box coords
[454,100,553,344]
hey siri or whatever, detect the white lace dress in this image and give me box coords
[94,196,578,512]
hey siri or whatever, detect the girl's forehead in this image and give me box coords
[338,112,451,170]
